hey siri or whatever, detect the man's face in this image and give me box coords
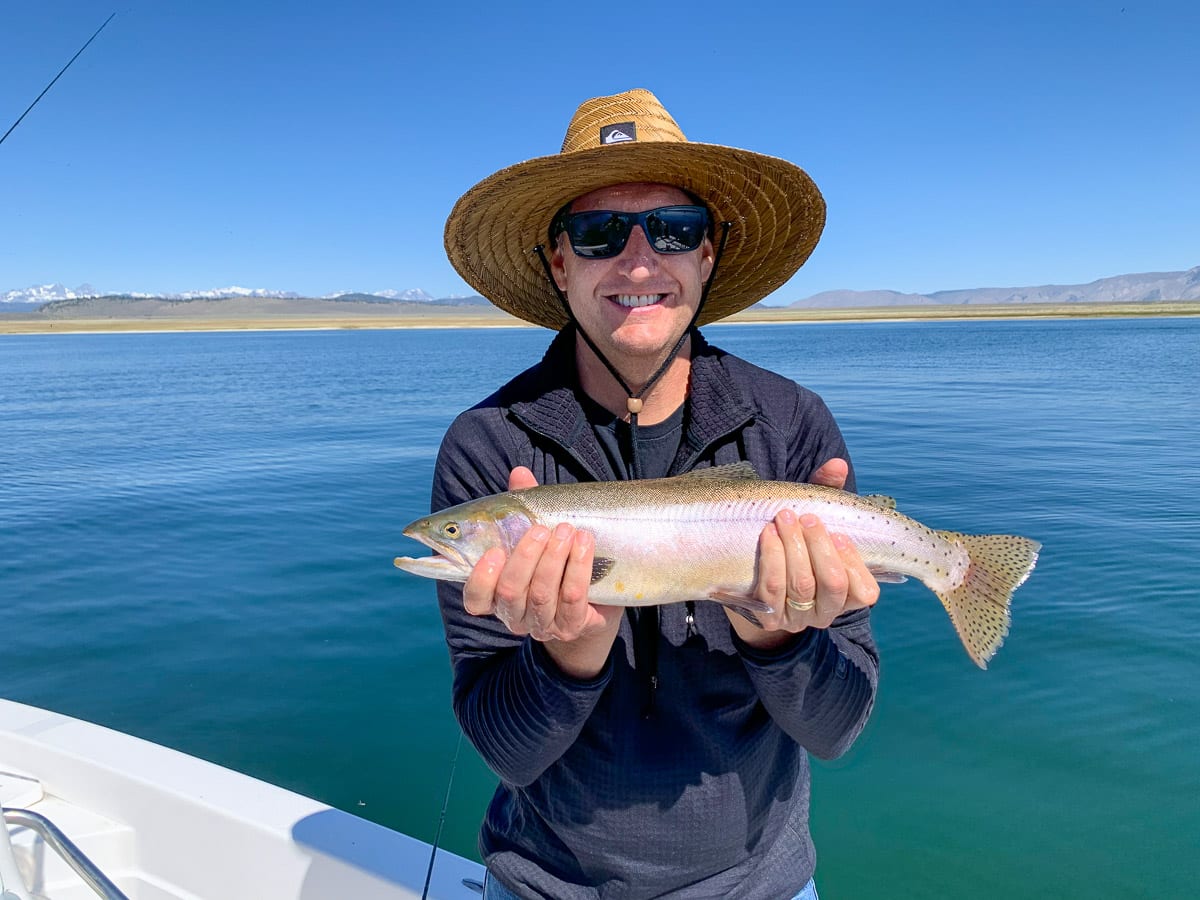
[550,182,714,367]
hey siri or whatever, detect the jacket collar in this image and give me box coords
[509,328,755,480]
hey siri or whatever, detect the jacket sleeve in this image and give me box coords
[432,409,613,786]
[735,610,878,759]
[736,388,880,759]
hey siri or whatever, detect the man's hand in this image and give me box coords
[462,467,623,678]
[730,457,880,649]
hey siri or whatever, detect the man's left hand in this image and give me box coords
[728,457,880,649]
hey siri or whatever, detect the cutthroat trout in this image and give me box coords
[395,463,1040,668]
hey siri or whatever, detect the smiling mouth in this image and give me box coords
[610,293,665,309]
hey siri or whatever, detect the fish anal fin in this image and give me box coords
[867,567,908,584]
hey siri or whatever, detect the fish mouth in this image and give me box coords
[393,553,471,582]
[401,523,469,569]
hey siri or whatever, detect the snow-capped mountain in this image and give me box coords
[325,288,435,302]
[0,284,302,305]
[2,283,100,305]
[169,286,302,300]
[0,283,452,307]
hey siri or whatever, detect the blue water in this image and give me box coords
[2,319,1197,898]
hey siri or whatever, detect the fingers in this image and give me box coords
[464,468,600,641]
[804,514,853,624]
[463,547,506,617]
[526,524,576,638]
[464,520,597,643]
[554,530,595,637]
[491,524,553,635]
[754,521,788,616]
[831,532,881,612]
[778,510,820,615]
[748,509,879,637]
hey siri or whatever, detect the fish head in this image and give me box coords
[399,494,535,578]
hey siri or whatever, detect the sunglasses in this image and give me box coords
[549,205,711,259]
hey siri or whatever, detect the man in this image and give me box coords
[434,89,880,899]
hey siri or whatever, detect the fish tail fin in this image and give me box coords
[932,532,1041,669]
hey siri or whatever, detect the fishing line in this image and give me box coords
[420,729,465,900]
[0,12,116,149]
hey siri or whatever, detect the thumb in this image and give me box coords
[809,457,849,490]
[508,466,538,491]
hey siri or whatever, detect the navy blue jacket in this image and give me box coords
[433,329,879,899]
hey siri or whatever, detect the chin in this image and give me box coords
[608,324,686,358]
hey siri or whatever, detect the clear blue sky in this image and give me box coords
[2,0,1196,302]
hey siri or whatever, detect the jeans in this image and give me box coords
[482,872,819,899]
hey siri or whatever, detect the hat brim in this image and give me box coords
[444,141,825,330]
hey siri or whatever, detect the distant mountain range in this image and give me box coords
[0,284,487,313]
[786,266,1200,308]
[2,265,1197,315]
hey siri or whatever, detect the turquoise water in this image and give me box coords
[2,319,1197,898]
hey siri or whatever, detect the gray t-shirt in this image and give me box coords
[582,393,686,482]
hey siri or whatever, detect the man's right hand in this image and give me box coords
[462,467,623,679]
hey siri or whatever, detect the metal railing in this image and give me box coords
[2,807,129,900]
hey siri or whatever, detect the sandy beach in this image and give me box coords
[1,300,1198,335]
[0,309,528,335]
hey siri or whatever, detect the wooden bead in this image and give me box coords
[626,397,644,414]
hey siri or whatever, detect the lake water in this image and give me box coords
[1,318,1197,898]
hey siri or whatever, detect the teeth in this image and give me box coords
[614,294,663,308]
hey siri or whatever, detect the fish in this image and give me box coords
[394,463,1040,668]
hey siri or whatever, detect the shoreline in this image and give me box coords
[1,300,1197,335]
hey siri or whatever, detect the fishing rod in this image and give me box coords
[421,729,465,900]
[0,12,116,149]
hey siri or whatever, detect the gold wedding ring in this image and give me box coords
[786,597,815,612]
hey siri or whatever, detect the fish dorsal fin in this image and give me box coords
[863,493,897,510]
[675,462,761,481]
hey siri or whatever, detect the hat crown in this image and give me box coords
[560,88,688,154]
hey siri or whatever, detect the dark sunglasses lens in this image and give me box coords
[563,206,709,258]
[645,207,707,253]
[567,211,631,259]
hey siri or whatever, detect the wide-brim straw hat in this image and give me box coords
[444,88,826,330]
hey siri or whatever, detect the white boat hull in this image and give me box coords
[0,700,484,900]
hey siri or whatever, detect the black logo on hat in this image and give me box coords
[600,122,637,144]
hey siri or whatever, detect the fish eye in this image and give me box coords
[441,522,461,539]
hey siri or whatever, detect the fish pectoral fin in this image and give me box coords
[706,589,774,626]
[590,557,616,584]
[867,566,909,584]
[706,589,772,612]
[724,606,763,627]
[863,493,898,510]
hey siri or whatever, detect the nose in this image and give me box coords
[619,224,657,282]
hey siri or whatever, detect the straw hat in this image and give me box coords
[443,88,826,330]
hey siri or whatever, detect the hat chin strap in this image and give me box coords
[533,222,731,721]
[532,221,732,481]
[532,225,729,724]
